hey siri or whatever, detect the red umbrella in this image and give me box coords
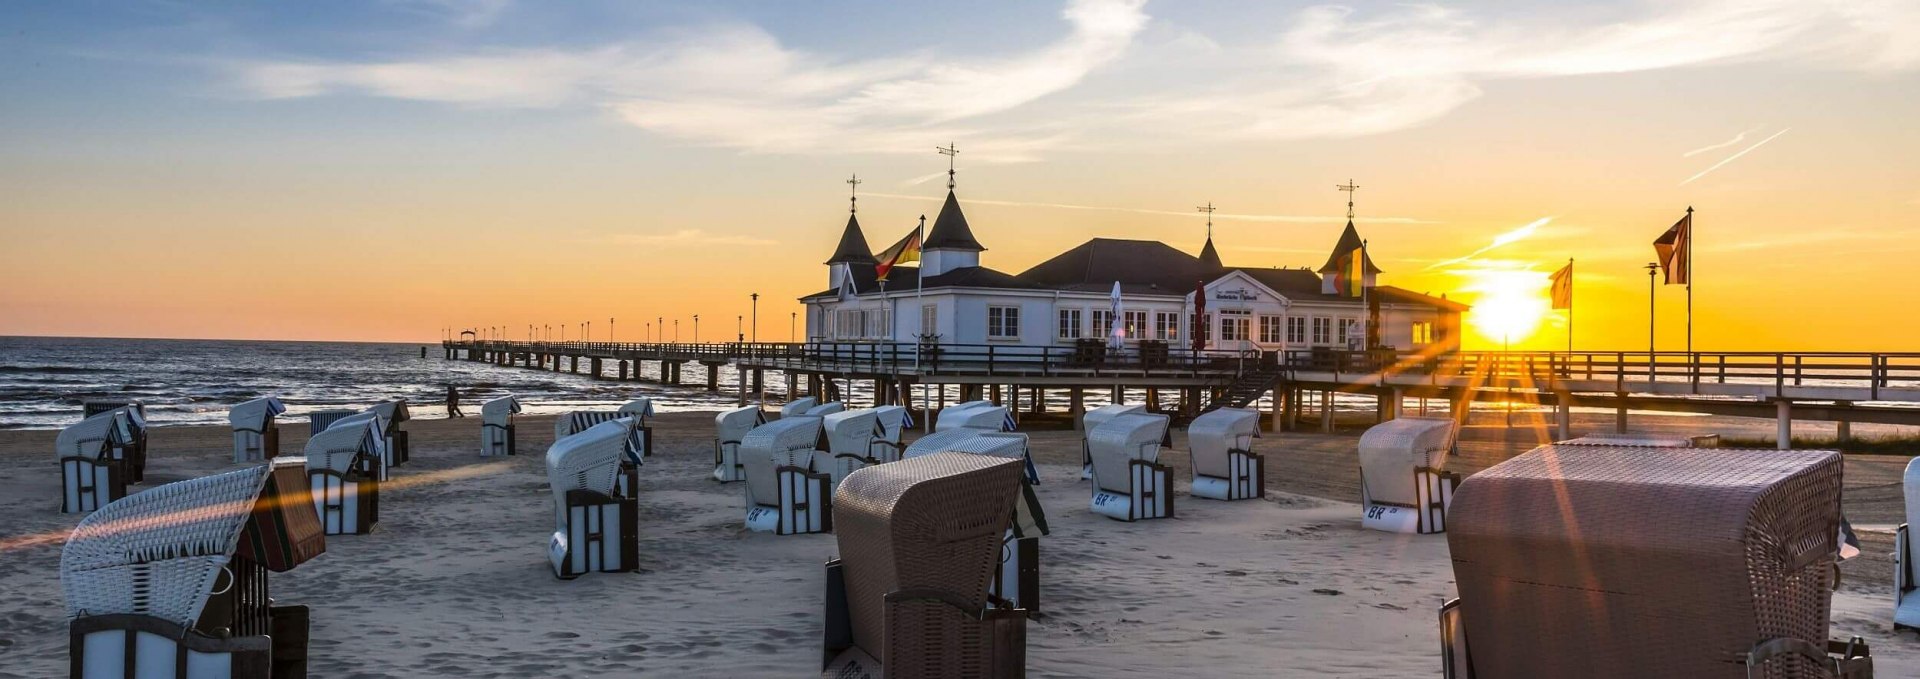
[1191,279,1206,352]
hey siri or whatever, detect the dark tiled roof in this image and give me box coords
[1315,221,1382,275]
[825,214,877,265]
[1015,238,1221,295]
[922,191,985,251]
[1233,267,1467,310]
[1198,237,1222,268]
[799,265,1039,299]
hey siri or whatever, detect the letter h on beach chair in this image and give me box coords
[742,416,832,535]
[57,408,140,514]
[1358,416,1460,534]
[229,397,286,463]
[1897,457,1918,633]
[713,406,765,483]
[480,395,521,456]
[1187,407,1264,501]
[82,401,147,483]
[1440,445,1875,679]
[1088,413,1175,522]
[303,415,384,535]
[547,418,641,579]
[822,453,1029,679]
[904,430,1049,614]
[64,459,326,679]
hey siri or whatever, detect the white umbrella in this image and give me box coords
[1107,281,1126,351]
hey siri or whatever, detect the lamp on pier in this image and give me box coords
[751,293,760,343]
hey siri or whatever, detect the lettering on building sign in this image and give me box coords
[1213,288,1259,301]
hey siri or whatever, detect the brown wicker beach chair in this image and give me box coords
[1440,444,1874,678]
[822,453,1028,678]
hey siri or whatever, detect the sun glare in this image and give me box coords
[1463,269,1550,346]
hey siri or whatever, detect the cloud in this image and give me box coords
[1424,217,1554,271]
[607,229,775,246]
[386,0,511,29]
[1680,127,1790,185]
[1683,125,1765,157]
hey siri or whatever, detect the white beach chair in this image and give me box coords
[1078,404,1145,480]
[1898,457,1918,632]
[82,401,149,483]
[1357,416,1460,534]
[741,416,831,535]
[867,405,910,463]
[547,418,641,579]
[304,414,384,535]
[228,396,287,463]
[1088,413,1175,522]
[362,399,411,468]
[56,408,141,514]
[62,459,326,679]
[556,410,649,459]
[619,398,657,458]
[815,409,880,490]
[1188,408,1264,501]
[480,395,521,457]
[713,406,764,483]
[780,397,819,420]
[938,401,1014,433]
[806,401,846,417]
[904,428,1050,612]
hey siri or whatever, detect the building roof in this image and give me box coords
[825,214,877,265]
[801,265,1040,300]
[1315,221,1383,275]
[922,191,985,251]
[1198,236,1222,268]
[1232,267,1466,310]
[1016,238,1222,295]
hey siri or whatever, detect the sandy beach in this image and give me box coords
[2,409,1915,677]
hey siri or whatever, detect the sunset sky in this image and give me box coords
[3,0,1917,349]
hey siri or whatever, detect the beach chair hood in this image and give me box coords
[937,402,1011,432]
[781,397,819,419]
[304,414,383,474]
[481,395,522,425]
[1357,416,1456,506]
[716,406,764,441]
[1089,413,1171,494]
[56,409,130,461]
[823,409,879,456]
[1188,408,1260,478]
[546,418,636,524]
[618,398,655,422]
[741,416,823,505]
[226,396,287,432]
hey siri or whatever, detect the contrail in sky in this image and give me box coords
[1422,217,1554,271]
[1682,125,1763,158]
[1681,127,1790,185]
[864,192,1438,224]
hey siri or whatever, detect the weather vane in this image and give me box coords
[937,143,958,189]
[847,173,861,214]
[1196,201,1216,240]
[1337,179,1360,220]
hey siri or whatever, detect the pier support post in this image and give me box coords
[591,357,603,379]
[570,356,579,374]
[1775,400,1792,449]
[705,363,721,392]
[1836,401,1852,442]
[618,360,629,380]
[1615,391,1628,433]
[1554,392,1572,441]
[1321,390,1334,433]
[755,369,766,404]
[1268,387,1283,433]
[1111,385,1124,405]
[1068,387,1085,423]
[737,365,749,406]
[1031,387,1045,413]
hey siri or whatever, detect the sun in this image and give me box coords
[1463,269,1550,346]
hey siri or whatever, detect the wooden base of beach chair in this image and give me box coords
[309,469,378,535]
[991,533,1041,614]
[635,425,652,459]
[233,426,279,463]
[1191,450,1265,501]
[822,560,1028,679]
[713,442,745,483]
[481,422,516,456]
[746,466,832,535]
[1897,523,1916,633]
[60,457,125,514]
[384,431,409,468]
[1361,466,1458,534]
[549,489,639,579]
[1080,442,1093,481]
[612,463,640,499]
[70,611,306,679]
[1090,459,1174,522]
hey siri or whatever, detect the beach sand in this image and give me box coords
[1,410,1915,677]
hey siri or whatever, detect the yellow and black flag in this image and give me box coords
[1653,213,1691,285]
[1549,261,1573,310]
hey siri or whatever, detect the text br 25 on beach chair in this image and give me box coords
[480,395,521,456]
[822,452,1029,679]
[303,413,385,535]
[1077,404,1144,480]
[1897,456,1918,632]
[82,400,147,483]
[1088,413,1175,522]
[742,415,832,535]
[904,429,1050,614]
[713,406,765,483]
[229,397,287,463]
[57,407,143,514]
[546,417,641,579]
[63,459,326,679]
[1187,407,1264,501]
[1440,445,1875,679]
[1357,415,1460,534]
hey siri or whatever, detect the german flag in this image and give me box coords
[874,227,922,283]
[1333,247,1363,297]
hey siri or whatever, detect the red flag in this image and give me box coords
[1653,213,1691,285]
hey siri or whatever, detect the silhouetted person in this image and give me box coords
[446,385,465,418]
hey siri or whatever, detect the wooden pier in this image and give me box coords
[442,340,1920,444]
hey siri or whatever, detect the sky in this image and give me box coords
[2,0,1917,350]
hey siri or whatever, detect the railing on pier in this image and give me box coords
[1283,349,1920,401]
[446,340,1256,380]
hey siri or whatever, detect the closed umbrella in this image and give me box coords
[1107,281,1126,351]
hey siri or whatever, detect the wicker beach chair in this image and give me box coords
[1556,434,1720,448]
[741,416,832,534]
[228,397,287,463]
[555,411,650,460]
[937,401,1014,434]
[1897,457,1918,632]
[1077,404,1144,480]
[1440,445,1875,679]
[903,430,1050,613]
[546,418,641,579]
[822,453,1029,678]
[713,406,766,483]
[868,406,911,463]
[1187,407,1264,501]
[782,397,820,420]
[303,414,384,535]
[480,395,521,457]
[817,409,882,490]
[1087,413,1175,522]
[64,460,325,679]
[807,401,847,417]
[81,401,149,483]
[1357,416,1459,534]
[57,408,143,514]
[362,400,411,468]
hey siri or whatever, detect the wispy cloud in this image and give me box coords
[1680,127,1790,185]
[862,191,1438,224]
[1424,217,1554,271]
[1683,125,1765,157]
[608,229,775,246]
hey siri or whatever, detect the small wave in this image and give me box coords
[0,365,113,374]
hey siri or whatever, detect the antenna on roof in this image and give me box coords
[1196,201,1216,240]
[937,143,959,190]
[1336,179,1360,222]
[847,173,862,214]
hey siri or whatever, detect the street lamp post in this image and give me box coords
[609,317,614,343]
[1645,262,1659,382]
[751,293,759,343]
[737,315,743,343]
[791,312,797,342]
[673,319,679,342]
[693,315,700,342]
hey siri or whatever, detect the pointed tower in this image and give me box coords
[827,175,877,292]
[1320,180,1380,293]
[1196,201,1222,269]
[920,144,985,277]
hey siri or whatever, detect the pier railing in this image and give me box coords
[447,340,1256,380]
[1285,349,1920,401]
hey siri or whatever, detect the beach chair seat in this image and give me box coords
[816,409,881,491]
[547,418,641,579]
[822,453,1028,678]
[713,406,765,483]
[480,395,521,456]
[1440,445,1875,678]
[57,409,141,514]
[228,397,287,463]
[741,416,831,534]
[303,414,384,535]
[1897,457,1918,632]
[82,401,147,483]
[363,400,411,468]
[63,459,326,679]
[1088,413,1174,522]
[1357,416,1459,534]
[903,430,1050,613]
[1077,404,1144,480]
[1187,407,1264,501]
[781,397,820,419]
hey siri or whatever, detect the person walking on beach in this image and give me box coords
[445,385,465,418]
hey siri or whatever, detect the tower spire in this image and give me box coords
[847,173,862,214]
[937,143,958,190]
[1336,179,1359,222]
[1196,201,1216,240]
[1196,201,1222,268]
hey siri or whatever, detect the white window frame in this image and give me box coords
[1258,315,1283,344]
[921,305,937,338]
[1155,311,1180,342]
[1057,308,1083,340]
[1123,311,1147,341]
[1411,320,1434,345]
[1286,316,1307,344]
[988,306,1021,340]
[1090,309,1113,340]
[1311,316,1331,345]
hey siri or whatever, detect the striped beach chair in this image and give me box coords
[80,400,148,483]
[228,396,287,463]
[57,408,142,514]
[741,416,831,535]
[904,429,1050,614]
[480,395,521,457]
[556,411,649,460]
[1088,413,1174,522]
[307,409,355,435]
[303,413,384,535]
[713,406,765,483]
[547,418,641,579]
[1358,416,1459,534]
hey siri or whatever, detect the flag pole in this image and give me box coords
[1567,257,1574,355]
[915,214,928,432]
[1685,206,1694,384]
